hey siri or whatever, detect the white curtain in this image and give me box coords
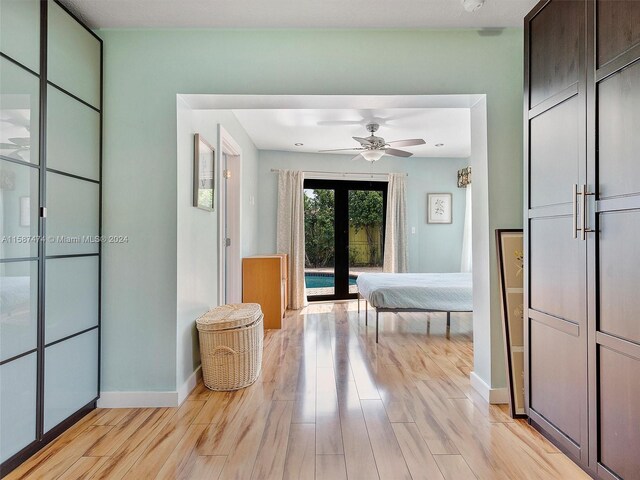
[276,170,307,309]
[383,173,408,273]
[460,184,473,272]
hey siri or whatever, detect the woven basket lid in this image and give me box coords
[196,303,262,332]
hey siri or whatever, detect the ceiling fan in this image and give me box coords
[0,137,30,161]
[319,123,426,162]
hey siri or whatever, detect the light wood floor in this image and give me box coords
[6,302,590,480]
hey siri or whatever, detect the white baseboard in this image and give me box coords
[178,365,202,405]
[97,366,202,409]
[97,391,179,408]
[470,371,509,405]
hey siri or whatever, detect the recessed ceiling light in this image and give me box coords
[294,143,304,146]
[435,143,444,147]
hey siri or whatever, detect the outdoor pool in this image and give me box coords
[305,273,358,288]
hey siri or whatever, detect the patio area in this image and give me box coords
[305,267,383,297]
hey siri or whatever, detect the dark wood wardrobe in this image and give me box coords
[524,0,640,478]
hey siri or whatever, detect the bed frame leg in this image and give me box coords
[376,311,379,343]
[365,301,368,326]
[447,311,451,328]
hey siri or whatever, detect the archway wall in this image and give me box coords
[99,28,523,397]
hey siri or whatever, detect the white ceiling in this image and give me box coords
[231,108,471,158]
[63,0,536,29]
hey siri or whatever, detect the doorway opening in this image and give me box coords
[304,179,387,301]
[218,126,242,305]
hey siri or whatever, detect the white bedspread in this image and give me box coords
[357,273,473,311]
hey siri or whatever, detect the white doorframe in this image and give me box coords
[217,125,243,305]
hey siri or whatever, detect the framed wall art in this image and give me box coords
[427,193,452,224]
[193,133,215,211]
[496,229,525,418]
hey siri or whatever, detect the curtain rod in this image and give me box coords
[270,169,407,177]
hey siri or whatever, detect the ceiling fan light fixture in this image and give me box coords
[462,0,485,13]
[361,150,385,162]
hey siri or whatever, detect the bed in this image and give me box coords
[356,272,473,342]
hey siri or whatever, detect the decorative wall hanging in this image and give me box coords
[193,133,215,211]
[427,193,452,224]
[496,229,525,418]
[457,166,471,188]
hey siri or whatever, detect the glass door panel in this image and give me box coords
[45,172,99,256]
[44,329,98,433]
[304,187,335,298]
[0,261,38,362]
[47,85,100,181]
[0,57,40,166]
[0,352,37,463]
[0,0,40,73]
[348,189,385,295]
[47,0,101,108]
[45,256,99,344]
[0,159,40,259]
[304,180,387,301]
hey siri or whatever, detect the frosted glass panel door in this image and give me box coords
[47,1,101,108]
[0,353,37,463]
[45,256,99,343]
[41,0,102,443]
[44,329,98,432]
[0,0,40,73]
[0,7,42,470]
[46,172,100,256]
[0,0,101,473]
[0,57,40,165]
[0,261,38,362]
[47,86,100,180]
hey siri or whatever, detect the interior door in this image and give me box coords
[525,0,589,466]
[590,1,640,478]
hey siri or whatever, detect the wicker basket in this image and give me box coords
[196,303,264,391]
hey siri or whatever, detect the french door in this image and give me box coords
[303,179,387,301]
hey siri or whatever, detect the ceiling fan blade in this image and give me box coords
[351,153,363,161]
[0,143,19,149]
[8,137,30,147]
[6,150,25,161]
[352,136,373,146]
[318,147,364,153]
[317,120,364,126]
[385,148,413,158]
[387,138,426,147]
[1,112,31,130]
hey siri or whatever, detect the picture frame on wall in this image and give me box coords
[193,133,215,211]
[496,229,526,418]
[427,193,452,224]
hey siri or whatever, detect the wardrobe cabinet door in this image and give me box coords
[593,3,640,476]
[596,0,640,68]
[525,0,589,468]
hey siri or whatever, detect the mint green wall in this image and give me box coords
[258,150,468,273]
[175,106,259,391]
[100,28,523,392]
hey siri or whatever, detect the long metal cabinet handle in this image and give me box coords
[572,184,579,239]
[581,184,594,241]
